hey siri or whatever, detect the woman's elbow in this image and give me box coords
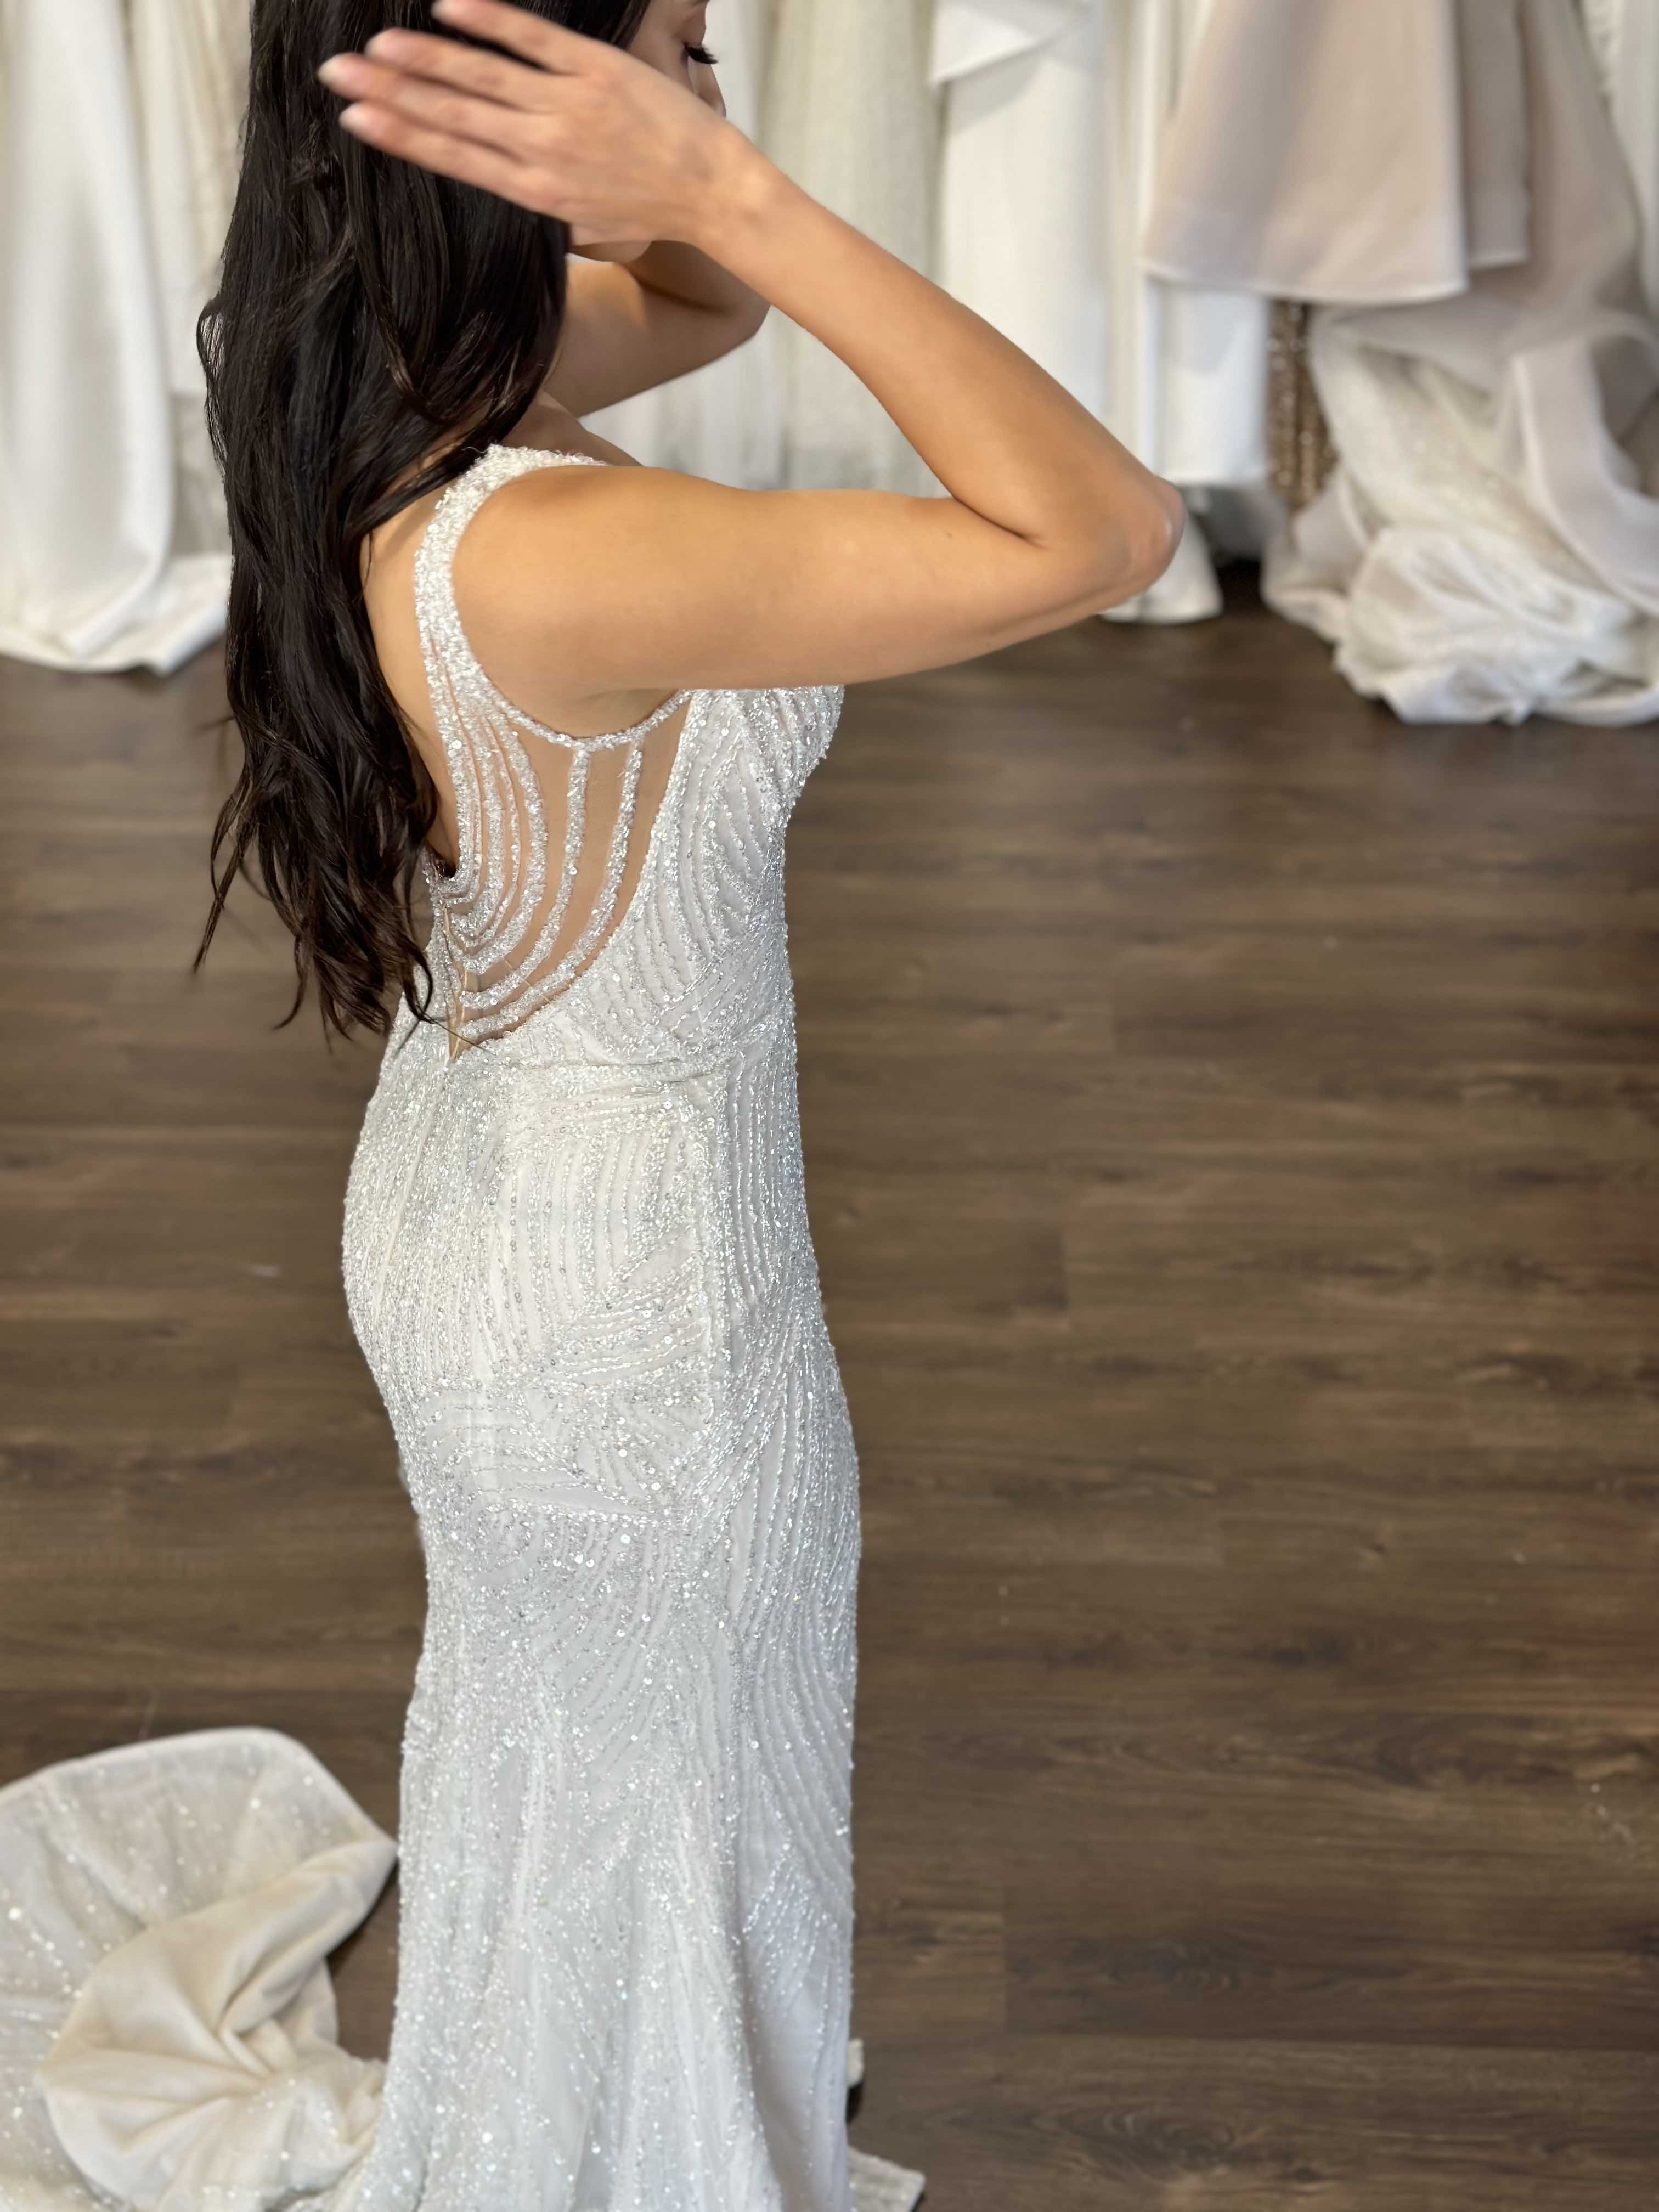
[1085,481,1186,607]
[720,298,771,353]
[1121,479,1186,599]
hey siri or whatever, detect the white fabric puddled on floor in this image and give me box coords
[0,1730,919,2212]
[0,1731,391,2212]
[0,0,242,676]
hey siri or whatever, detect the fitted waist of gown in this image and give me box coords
[398,978,799,1096]
[348,980,821,1455]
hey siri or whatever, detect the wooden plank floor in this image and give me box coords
[4,573,1659,2206]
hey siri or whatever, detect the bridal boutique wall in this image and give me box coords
[597,0,1263,554]
[1583,0,1659,318]
[0,0,938,673]
[579,0,787,481]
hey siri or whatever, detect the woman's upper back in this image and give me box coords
[365,433,843,1062]
[362,406,689,868]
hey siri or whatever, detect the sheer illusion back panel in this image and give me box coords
[413,444,697,1052]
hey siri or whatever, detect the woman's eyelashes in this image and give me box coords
[685,43,719,63]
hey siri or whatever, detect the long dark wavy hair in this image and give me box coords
[194,0,652,1041]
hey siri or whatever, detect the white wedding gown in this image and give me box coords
[0,444,924,2212]
[929,0,1270,626]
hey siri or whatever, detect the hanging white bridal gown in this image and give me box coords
[0,445,925,2212]
[929,0,1269,626]
[128,0,251,569]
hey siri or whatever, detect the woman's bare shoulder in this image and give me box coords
[424,411,681,736]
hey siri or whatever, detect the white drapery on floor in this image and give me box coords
[0,0,243,676]
[929,0,1270,625]
[1147,0,1659,723]
[0,1731,392,2212]
[0,1730,915,2212]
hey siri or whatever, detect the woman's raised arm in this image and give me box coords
[319,0,1186,693]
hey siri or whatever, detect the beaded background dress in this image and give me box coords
[0,444,924,2212]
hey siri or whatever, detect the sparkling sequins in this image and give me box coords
[334,444,914,2209]
[413,444,694,1052]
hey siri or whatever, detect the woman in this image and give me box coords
[195,2,1183,2206]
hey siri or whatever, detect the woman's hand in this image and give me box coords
[316,0,744,251]
[567,48,728,263]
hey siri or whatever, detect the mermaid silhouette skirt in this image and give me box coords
[0,447,925,2212]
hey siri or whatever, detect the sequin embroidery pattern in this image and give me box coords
[338,444,915,2210]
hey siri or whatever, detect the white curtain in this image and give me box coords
[130,0,251,562]
[0,0,939,675]
[7,0,1657,697]
[0,0,241,676]
[930,0,1269,625]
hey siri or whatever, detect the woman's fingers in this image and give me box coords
[320,0,725,240]
[317,3,621,193]
[356,28,550,111]
[337,103,543,207]
[321,53,537,154]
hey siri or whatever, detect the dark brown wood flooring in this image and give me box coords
[4,570,1659,2206]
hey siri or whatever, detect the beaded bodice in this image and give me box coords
[413,442,695,1054]
[329,442,914,2212]
[0,439,921,2212]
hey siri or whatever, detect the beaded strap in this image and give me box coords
[412,443,692,1045]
